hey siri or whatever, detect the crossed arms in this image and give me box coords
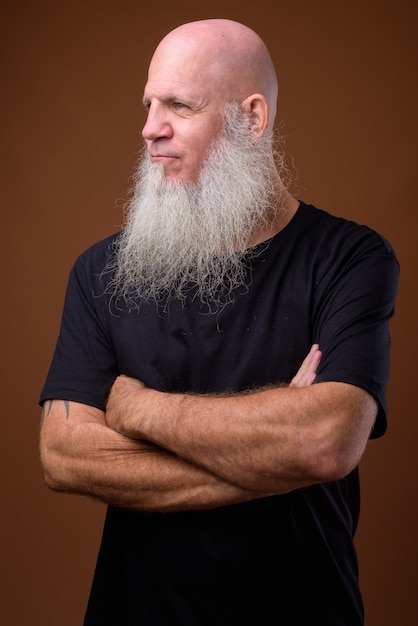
[40,345,377,512]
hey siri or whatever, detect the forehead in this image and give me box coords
[144,35,225,99]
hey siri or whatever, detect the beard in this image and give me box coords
[105,104,287,310]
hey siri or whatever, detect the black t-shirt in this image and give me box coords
[40,202,399,625]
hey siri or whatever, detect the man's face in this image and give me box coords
[108,103,281,309]
[141,41,228,183]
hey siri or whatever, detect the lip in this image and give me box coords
[149,154,178,161]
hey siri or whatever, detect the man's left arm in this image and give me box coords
[106,345,378,494]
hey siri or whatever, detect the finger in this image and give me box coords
[290,344,322,387]
[309,345,322,374]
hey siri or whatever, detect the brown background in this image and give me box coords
[2,1,417,624]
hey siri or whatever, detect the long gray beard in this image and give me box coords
[105,105,287,309]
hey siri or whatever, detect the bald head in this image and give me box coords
[149,19,278,128]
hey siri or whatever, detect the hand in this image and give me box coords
[290,344,322,388]
[106,375,147,435]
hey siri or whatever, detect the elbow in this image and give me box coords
[304,404,375,484]
[312,419,375,484]
[307,436,366,484]
[40,452,67,493]
[42,465,65,493]
[39,438,72,493]
[310,451,357,484]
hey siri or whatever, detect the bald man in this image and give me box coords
[40,19,399,626]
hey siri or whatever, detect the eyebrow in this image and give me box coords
[142,92,198,108]
[143,93,176,103]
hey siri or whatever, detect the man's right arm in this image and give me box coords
[39,398,259,512]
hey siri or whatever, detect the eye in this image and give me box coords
[173,102,188,111]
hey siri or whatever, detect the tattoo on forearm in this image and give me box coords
[40,399,70,428]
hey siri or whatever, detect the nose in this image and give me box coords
[142,103,173,142]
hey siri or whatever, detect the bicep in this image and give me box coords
[314,243,399,437]
[40,399,106,452]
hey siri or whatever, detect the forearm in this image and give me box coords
[40,401,259,512]
[108,381,377,493]
[108,385,314,492]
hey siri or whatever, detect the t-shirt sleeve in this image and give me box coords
[39,249,118,410]
[313,228,399,438]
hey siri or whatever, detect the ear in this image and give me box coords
[240,94,270,136]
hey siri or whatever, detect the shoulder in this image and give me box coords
[290,203,399,280]
[74,232,122,268]
[296,201,397,257]
[62,232,123,303]
[69,232,122,282]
